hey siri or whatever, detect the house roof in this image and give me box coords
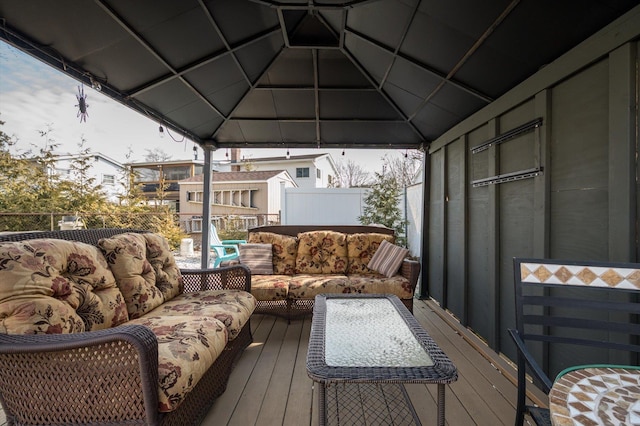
[29,152,124,169]
[1,1,638,151]
[180,170,289,183]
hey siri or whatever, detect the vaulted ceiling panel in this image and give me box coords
[280,123,318,143]
[320,121,420,147]
[185,56,250,116]
[1,0,637,149]
[343,35,394,86]
[134,78,202,117]
[233,34,284,83]
[272,91,316,118]
[204,0,279,46]
[347,0,417,49]
[232,91,278,118]
[318,50,371,87]
[319,91,400,120]
[413,102,461,141]
[258,49,314,86]
[401,8,478,75]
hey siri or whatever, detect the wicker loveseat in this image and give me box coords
[0,228,256,426]
[243,225,420,319]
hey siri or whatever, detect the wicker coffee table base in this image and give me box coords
[320,383,422,426]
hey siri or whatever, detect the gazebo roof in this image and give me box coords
[1,0,637,151]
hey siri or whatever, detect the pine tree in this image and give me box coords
[358,171,407,246]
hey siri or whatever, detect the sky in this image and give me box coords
[0,41,407,172]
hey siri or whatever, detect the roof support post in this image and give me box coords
[200,148,213,268]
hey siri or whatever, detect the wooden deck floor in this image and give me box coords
[202,298,531,426]
[0,298,541,426]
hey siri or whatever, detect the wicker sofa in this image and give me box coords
[0,228,256,426]
[244,225,420,319]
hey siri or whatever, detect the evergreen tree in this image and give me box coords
[358,170,407,246]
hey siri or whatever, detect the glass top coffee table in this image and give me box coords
[306,294,458,426]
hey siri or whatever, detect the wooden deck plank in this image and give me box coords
[283,317,315,426]
[413,302,517,425]
[0,299,528,426]
[256,318,306,425]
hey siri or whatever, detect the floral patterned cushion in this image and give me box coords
[295,231,348,274]
[126,315,228,413]
[0,239,128,334]
[98,233,165,319]
[346,233,395,275]
[250,275,290,301]
[247,232,298,275]
[288,274,350,299]
[347,274,414,299]
[151,289,256,340]
[143,233,183,302]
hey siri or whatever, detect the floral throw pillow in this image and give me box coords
[98,233,164,319]
[0,239,128,334]
[143,233,183,302]
[346,233,395,275]
[295,231,348,274]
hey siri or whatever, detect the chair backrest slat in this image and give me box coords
[513,257,640,377]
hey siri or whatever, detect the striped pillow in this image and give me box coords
[239,243,273,275]
[367,240,408,278]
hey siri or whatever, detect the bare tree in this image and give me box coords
[381,150,423,188]
[144,148,172,162]
[331,159,372,188]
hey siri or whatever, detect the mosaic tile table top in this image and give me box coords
[549,366,640,426]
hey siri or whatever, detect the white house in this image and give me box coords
[226,150,338,189]
[38,152,125,203]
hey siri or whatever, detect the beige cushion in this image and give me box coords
[367,240,408,278]
[0,239,128,334]
[142,233,183,302]
[152,289,256,340]
[295,231,348,274]
[250,275,290,301]
[98,233,164,319]
[346,233,395,275]
[127,315,228,413]
[288,274,350,299]
[247,232,297,275]
[239,243,273,274]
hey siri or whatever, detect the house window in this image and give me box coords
[296,167,310,178]
[187,191,204,202]
[316,169,321,179]
[102,174,115,185]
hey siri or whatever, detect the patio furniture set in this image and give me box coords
[1,227,638,426]
[0,228,255,426]
[243,225,421,320]
[509,257,640,425]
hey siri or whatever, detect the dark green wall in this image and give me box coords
[424,36,638,365]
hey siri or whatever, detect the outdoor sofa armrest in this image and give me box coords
[400,258,421,293]
[0,324,160,426]
[180,264,251,293]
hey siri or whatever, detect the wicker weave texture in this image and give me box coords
[0,228,254,426]
[324,383,420,426]
[0,325,159,425]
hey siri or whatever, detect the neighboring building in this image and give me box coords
[128,159,204,211]
[227,149,338,189]
[179,170,297,233]
[32,152,125,203]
